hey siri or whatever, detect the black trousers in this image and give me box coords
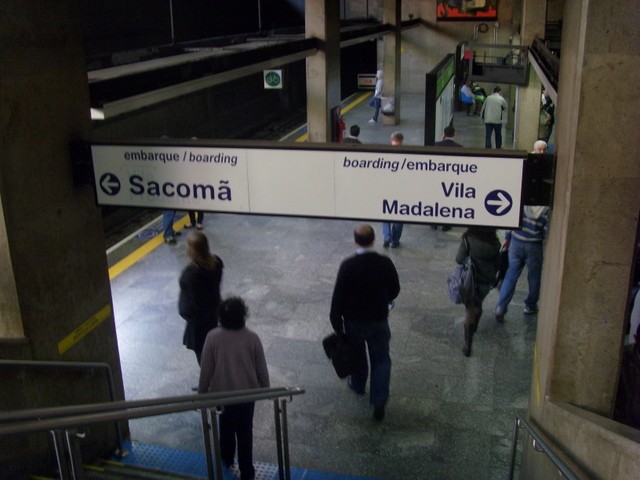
[219,402,256,480]
[188,210,204,225]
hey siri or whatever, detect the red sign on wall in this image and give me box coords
[437,0,497,21]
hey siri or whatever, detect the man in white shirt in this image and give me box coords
[480,86,508,148]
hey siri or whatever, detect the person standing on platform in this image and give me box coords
[382,132,405,247]
[186,211,205,230]
[431,126,461,231]
[160,134,181,245]
[330,224,400,421]
[532,140,547,154]
[179,231,224,365]
[369,69,383,123]
[495,205,550,322]
[539,89,555,143]
[455,227,501,357]
[185,136,206,230]
[480,86,508,149]
[162,210,179,245]
[198,297,269,480]
[435,125,462,148]
[342,125,362,144]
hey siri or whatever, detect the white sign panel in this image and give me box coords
[263,70,283,89]
[91,145,524,228]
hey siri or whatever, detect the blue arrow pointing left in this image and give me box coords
[100,173,121,196]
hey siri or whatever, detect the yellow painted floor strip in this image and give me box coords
[340,91,372,115]
[108,215,190,281]
[58,304,112,355]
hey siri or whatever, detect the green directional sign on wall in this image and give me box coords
[264,70,283,89]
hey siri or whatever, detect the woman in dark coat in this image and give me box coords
[179,231,224,365]
[455,227,501,357]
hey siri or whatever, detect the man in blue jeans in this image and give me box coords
[368,69,383,123]
[330,224,400,421]
[162,210,179,244]
[495,206,550,322]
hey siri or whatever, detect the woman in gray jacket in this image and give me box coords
[455,227,501,357]
[198,297,269,480]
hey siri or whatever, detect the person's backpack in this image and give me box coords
[447,238,476,304]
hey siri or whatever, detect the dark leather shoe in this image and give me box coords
[373,406,385,421]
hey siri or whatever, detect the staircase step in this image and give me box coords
[85,460,203,480]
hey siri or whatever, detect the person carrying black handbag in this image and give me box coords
[455,227,501,357]
[329,224,400,421]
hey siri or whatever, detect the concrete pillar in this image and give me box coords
[514,0,546,151]
[0,0,125,415]
[524,0,640,477]
[305,0,341,142]
[382,0,401,126]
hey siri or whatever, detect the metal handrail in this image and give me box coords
[509,414,583,480]
[0,359,125,454]
[530,36,560,91]
[0,387,302,435]
[0,386,305,480]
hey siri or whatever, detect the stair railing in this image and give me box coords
[508,413,584,480]
[0,359,125,456]
[0,386,305,480]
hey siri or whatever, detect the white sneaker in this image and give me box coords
[368,118,376,123]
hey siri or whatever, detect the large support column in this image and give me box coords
[514,0,546,151]
[0,1,126,468]
[305,0,341,143]
[382,0,401,126]
[524,0,640,477]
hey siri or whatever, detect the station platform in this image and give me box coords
[107,92,532,480]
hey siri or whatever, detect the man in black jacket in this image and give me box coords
[330,224,400,420]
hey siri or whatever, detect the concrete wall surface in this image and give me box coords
[0,1,127,475]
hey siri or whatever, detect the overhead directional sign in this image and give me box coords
[90,143,525,228]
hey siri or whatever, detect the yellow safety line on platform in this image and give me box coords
[341,91,372,115]
[108,215,190,281]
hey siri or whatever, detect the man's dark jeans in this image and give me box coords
[485,123,502,148]
[345,320,391,408]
